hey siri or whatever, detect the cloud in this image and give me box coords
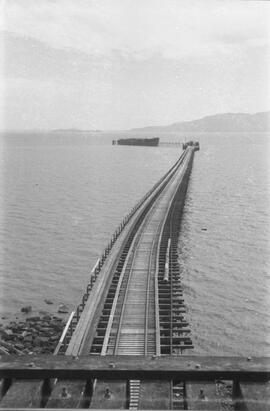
[2,0,270,61]
[1,0,269,129]
[2,32,107,82]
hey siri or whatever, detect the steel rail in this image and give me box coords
[112,196,163,356]
[111,153,191,357]
[156,148,194,356]
[100,194,159,356]
[144,238,156,356]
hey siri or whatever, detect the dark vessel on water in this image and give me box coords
[113,137,159,147]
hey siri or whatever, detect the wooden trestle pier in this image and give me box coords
[0,146,269,410]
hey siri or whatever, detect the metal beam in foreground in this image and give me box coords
[0,355,269,410]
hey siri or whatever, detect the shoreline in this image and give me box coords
[0,311,67,355]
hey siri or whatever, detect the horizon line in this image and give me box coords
[0,109,269,133]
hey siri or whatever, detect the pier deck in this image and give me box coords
[63,147,194,361]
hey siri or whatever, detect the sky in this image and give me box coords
[0,0,270,130]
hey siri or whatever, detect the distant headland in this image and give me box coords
[7,111,268,134]
[130,111,270,133]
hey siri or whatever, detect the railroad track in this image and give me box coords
[94,178,165,357]
[63,149,190,352]
[55,147,194,409]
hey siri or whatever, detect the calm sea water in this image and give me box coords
[0,131,269,356]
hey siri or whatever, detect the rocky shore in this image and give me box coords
[0,314,66,355]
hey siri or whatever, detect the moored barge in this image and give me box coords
[113,137,159,146]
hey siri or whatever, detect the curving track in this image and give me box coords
[56,147,196,409]
[64,148,193,357]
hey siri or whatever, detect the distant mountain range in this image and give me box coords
[52,128,101,132]
[131,111,270,132]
